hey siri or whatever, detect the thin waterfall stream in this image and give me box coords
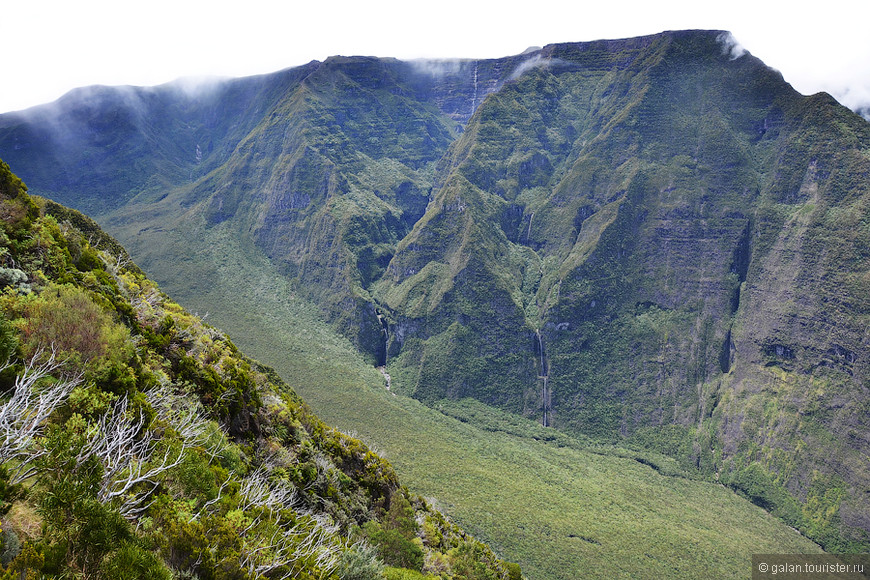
[536,329,551,427]
[375,309,393,393]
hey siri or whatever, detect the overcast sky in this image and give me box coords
[3,0,869,116]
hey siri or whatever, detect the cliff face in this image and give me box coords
[2,30,870,550]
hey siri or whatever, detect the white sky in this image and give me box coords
[3,0,870,115]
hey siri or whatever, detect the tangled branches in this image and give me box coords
[237,465,343,579]
[0,347,81,484]
[81,387,218,519]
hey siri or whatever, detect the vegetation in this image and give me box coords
[1,29,869,577]
[0,160,517,579]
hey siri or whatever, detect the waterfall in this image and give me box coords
[536,330,551,427]
[375,309,394,394]
[375,309,389,367]
[470,62,479,118]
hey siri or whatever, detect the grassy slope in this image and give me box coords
[107,201,821,580]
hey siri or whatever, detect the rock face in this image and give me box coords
[2,30,870,550]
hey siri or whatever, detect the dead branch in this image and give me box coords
[0,347,81,484]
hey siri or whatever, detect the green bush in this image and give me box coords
[382,567,434,580]
[0,466,23,519]
[363,525,423,572]
[448,540,500,580]
[0,528,20,566]
[101,542,171,580]
[363,494,423,571]
[726,462,802,527]
[335,541,384,580]
[32,423,173,579]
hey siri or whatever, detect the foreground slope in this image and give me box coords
[0,160,518,579]
[1,30,868,553]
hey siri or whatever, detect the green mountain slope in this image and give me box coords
[1,29,869,557]
[374,33,870,551]
[0,160,518,579]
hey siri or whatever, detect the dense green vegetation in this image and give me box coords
[0,160,517,579]
[1,29,869,576]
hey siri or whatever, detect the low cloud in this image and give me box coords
[166,75,230,99]
[508,53,570,81]
[406,58,470,77]
[828,85,870,120]
[717,32,747,61]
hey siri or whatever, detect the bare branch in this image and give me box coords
[235,465,341,578]
[238,464,299,516]
[81,390,216,519]
[0,348,80,484]
[239,514,341,579]
[189,476,231,523]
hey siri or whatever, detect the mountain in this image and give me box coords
[0,160,519,579]
[1,28,869,556]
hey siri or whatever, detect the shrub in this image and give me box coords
[363,493,424,572]
[0,528,20,566]
[448,540,499,580]
[335,541,384,580]
[363,524,423,572]
[15,284,128,367]
[382,567,433,580]
[5,542,43,580]
[100,542,171,580]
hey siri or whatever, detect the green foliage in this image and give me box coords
[0,162,510,580]
[148,496,250,580]
[0,467,23,520]
[5,282,129,369]
[34,423,169,579]
[0,528,20,566]
[723,462,803,527]
[0,160,38,240]
[504,561,523,580]
[7,542,42,580]
[363,520,423,571]
[382,567,435,580]
[448,541,500,580]
[335,542,384,580]
[362,494,423,571]
[41,199,140,274]
[100,542,171,580]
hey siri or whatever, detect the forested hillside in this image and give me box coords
[0,160,519,579]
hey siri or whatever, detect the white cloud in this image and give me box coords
[2,0,869,114]
[716,32,746,61]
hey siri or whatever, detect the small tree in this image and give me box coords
[7,541,42,580]
[335,541,384,580]
[362,494,423,571]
